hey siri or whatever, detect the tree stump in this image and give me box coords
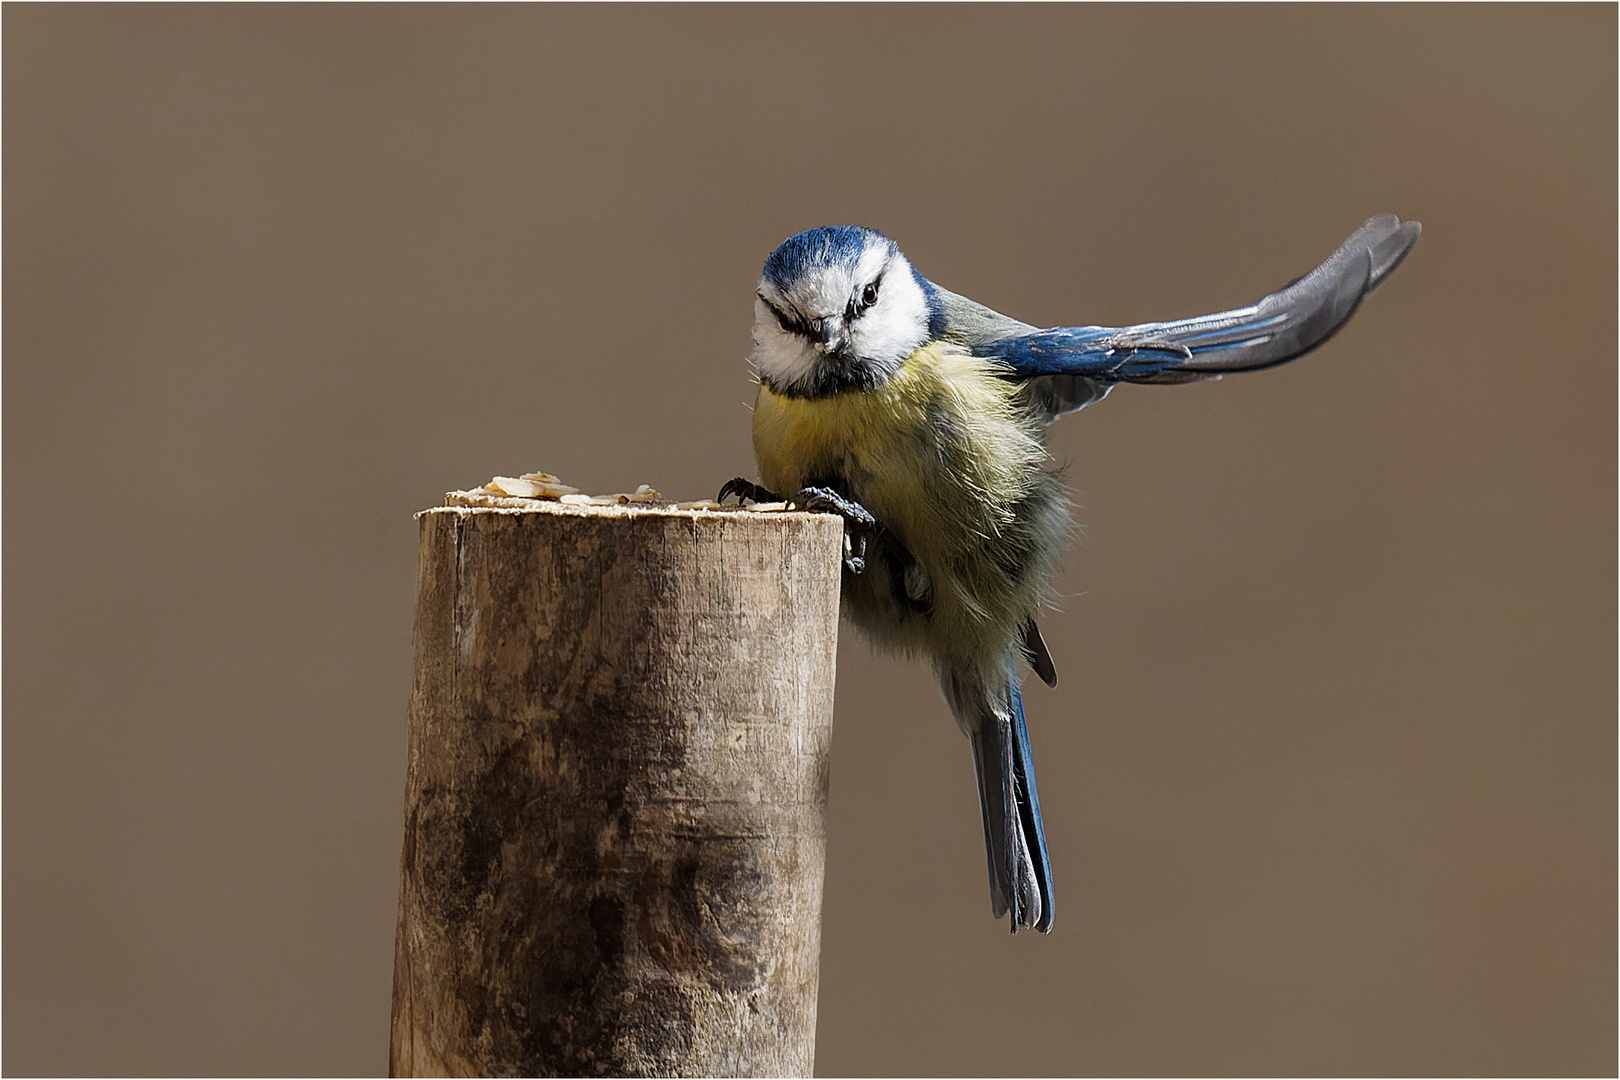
[390,502,843,1078]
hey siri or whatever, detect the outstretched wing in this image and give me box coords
[978,215,1421,401]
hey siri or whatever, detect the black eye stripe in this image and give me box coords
[759,293,811,337]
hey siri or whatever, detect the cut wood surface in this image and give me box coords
[391,502,843,1078]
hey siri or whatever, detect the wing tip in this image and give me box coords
[1367,217,1421,290]
[1021,619,1060,688]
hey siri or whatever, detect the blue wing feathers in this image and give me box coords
[975,215,1419,387]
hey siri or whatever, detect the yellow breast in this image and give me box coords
[751,343,1046,553]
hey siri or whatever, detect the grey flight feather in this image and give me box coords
[1111,213,1421,380]
[941,215,1421,419]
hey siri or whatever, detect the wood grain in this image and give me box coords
[390,503,843,1077]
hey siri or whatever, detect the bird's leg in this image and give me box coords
[788,486,878,575]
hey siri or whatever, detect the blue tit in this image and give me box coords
[720,215,1420,933]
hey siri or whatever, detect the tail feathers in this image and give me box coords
[963,665,1054,933]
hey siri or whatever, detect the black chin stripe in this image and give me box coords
[762,357,888,399]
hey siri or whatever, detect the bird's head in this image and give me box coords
[751,226,941,398]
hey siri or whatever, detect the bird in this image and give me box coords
[719,215,1420,933]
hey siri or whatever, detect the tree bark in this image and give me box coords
[390,503,843,1078]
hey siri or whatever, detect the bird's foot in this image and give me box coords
[717,479,876,574]
[788,486,877,574]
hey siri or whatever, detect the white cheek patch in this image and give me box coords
[751,295,822,388]
[847,255,930,369]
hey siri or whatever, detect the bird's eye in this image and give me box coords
[861,281,880,309]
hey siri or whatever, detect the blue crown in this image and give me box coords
[762,226,889,292]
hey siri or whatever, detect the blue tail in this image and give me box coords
[1008,674,1054,933]
[961,660,1054,933]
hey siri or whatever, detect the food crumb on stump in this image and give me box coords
[443,471,798,513]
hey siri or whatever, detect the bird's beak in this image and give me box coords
[814,316,844,351]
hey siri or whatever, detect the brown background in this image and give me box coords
[5,5,1613,1076]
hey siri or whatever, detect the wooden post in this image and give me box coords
[390,502,843,1078]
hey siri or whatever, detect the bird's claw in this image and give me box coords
[717,477,778,505]
[840,535,867,575]
[716,480,876,575]
[789,486,876,575]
